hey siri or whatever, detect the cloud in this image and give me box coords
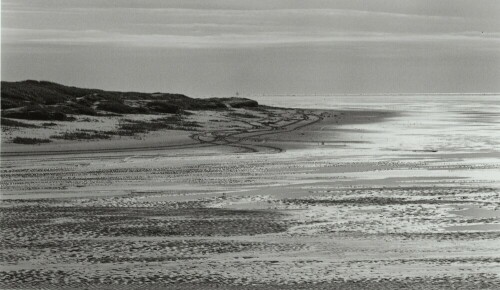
[4,1,498,50]
[1,6,469,20]
[4,27,499,50]
[3,0,499,94]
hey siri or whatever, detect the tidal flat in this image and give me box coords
[1,94,500,289]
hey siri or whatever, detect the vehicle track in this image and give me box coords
[191,111,324,154]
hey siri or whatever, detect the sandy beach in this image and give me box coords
[3,0,500,288]
[1,94,500,289]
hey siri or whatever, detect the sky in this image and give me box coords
[2,0,499,97]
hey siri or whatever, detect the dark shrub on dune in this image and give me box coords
[1,118,38,128]
[51,129,111,140]
[96,101,137,114]
[1,80,91,106]
[157,95,227,111]
[147,101,181,114]
[220,97,259,108]
[1,81,263,120]
[2,105,69,121]
[193,99,227,110]
[12,137,51,144]
[1,98,25,110]
[64,103,98,115]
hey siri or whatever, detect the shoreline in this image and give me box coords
[1,107,394,157]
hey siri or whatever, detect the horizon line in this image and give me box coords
[255,93,500,96]
[2,79,499,97]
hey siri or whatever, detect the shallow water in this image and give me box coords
[253,94,500,189]
[445,223,500,231]
[451,205,500,219]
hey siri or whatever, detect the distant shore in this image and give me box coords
[2,106,394,157]
[1,81,396,157]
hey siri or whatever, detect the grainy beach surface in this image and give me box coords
[1,94,500,289]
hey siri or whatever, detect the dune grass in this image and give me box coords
[12,137,51,144]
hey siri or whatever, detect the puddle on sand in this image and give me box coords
[450,205,500,219]
[445,223,500,232]
[446,206,500,231]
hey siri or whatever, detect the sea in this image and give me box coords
[251,94,500,188]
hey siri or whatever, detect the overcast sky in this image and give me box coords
[2,0,499,96]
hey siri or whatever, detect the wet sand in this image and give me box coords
[1,98,500,289]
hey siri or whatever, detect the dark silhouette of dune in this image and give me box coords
[1,80,258,121]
